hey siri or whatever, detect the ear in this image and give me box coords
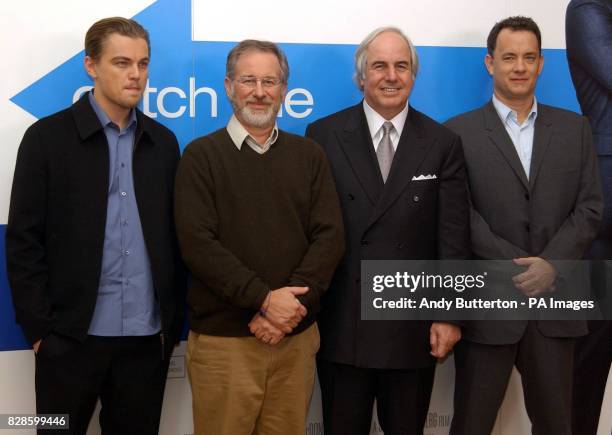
[224,76,232,98]
[358,75,365,92]
[84,56,97,80]
[537,54,544,76]
[484,54,494,76]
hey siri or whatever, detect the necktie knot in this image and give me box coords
[382,121,394,135]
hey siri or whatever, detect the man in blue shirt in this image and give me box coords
[446,16,602,435]
[6,17,185,434]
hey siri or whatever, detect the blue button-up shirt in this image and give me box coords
[87,91,160,336]
[492,94,538,179]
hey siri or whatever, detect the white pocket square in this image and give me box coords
[412,174,437,181]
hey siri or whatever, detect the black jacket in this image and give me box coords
[306,103,470,369]
[6,94,186,347]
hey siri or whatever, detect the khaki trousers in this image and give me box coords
[187,323,319,435]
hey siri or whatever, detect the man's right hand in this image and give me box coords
[33,339,42,353]
[262,286,309,333]
[248,314,285,345]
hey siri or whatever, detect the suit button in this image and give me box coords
[348,194,355,200]
[361,240,370,246]
[526,224,530,232]
[395,242,404,249]
[413,195,420,202]
[524,193,530,201]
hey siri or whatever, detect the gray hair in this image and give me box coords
[226,39,289,84]
[354,26,419,90]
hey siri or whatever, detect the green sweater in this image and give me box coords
[175,128,344,336]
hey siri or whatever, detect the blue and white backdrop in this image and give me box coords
[1,0,610,434]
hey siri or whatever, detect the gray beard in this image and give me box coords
[237,104,277,128]
[229,86,280,128]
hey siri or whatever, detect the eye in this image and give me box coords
[116,60,128,67]
[262,77,279,87]
[237,76,257,87]
[138,60,149,69]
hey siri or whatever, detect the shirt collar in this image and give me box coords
[363,99,409,139]
[492,94,538,126]
[88,90,137,131]
[226,114,279,150]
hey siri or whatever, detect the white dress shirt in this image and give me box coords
[363,99,409,151]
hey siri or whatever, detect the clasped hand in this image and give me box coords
[249,286,308,345]
[512,257,556,296]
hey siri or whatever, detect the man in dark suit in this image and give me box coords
[566,2,612,433]
[446,16,603,435]
[6,17,185,435]
[306,27,470,435]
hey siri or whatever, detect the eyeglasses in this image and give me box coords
[235,76,282,89]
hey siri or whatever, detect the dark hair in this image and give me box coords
[226,39,289,84]
[85,17,150,60]
[487,16,541,56]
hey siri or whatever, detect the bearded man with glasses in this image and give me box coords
[175,39,344,435]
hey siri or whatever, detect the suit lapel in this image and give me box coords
[366,107,432,228]
[483,102,529,191]
[529,106,552,188]
[337,104,383,205]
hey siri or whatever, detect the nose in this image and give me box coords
[128,63,140,79]
[514,58,527,72]
[385,66,398,81]
[253,79,266,97]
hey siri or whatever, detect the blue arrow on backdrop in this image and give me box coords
[10,0,579,150]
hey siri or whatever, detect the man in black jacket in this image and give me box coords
[306,27,469,435]
[6,17,185,435]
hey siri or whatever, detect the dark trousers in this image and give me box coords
[35,334,170,435]
[450,322,575,435]
[317,359,435,435]
[572,320,612,435]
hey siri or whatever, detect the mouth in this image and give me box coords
[381,87,401,94]
[246,100,271,110]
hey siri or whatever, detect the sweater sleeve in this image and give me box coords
[174,141,270,311]
[288,143,345,314]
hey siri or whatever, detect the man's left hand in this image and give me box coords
[512,257,556,296]
[430,322,461,359]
